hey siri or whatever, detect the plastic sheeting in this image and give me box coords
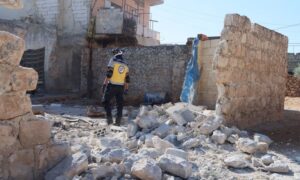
[180,37,201,103]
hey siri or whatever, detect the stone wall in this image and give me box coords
[288,53,300,73]
[213,14,288,128]
[81,46,190,104]
[35,0,59,25]
[286,75,300,97]
[193,39,219,109]
[0,31,69,179]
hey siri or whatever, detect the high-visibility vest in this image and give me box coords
[109,61,129,85]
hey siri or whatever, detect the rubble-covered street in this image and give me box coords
[32,99,300,180]
[2,0,300,180]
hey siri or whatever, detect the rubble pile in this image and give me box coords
[286,75,300,97]
[43,102,296,180]
[0,31,69,179]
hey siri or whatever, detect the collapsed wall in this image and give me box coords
[213,14,288,128]
[0,31,69,179]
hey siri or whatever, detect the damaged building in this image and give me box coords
[0,0,163,93]
[2,0,300,179]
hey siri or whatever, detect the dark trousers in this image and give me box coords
[102,84,124,119]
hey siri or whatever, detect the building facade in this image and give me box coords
[0,0,164,93]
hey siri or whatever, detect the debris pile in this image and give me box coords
[43,102,296,179]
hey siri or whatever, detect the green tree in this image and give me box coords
[294,64,300,78]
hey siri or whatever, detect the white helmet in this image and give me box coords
[112,48,124,56]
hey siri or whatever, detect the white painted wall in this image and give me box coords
[0,0,91,34]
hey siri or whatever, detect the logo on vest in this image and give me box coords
[118,65,125,74]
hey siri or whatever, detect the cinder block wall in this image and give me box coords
[81,46,191,105]
[213,14,288,128]
[194,39,219,109]
[35,0,59,25]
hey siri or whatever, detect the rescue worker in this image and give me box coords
[102,48,130,126]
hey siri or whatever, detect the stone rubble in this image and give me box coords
[36,102,297,180]
[131,158,162,180]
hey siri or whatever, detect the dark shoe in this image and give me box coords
[114,117,122,126]
[107,116,113,125]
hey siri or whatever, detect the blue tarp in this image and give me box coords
[180,37,201,103]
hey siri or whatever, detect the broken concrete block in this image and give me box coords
[105,149,131,163]
[165,148,188,160]
[138,148,161,159]
[164,134,180,146]
[135,114,159,130]
[45,152,88,180]
[252,158,264,168]
[211,130,227,144]
[236,138,258,154]
[168,108,195,126]
[0,31,25,66]
[220,125,234,137]
[127,122,138,138]
[261,154,274,166]
[137,106,150,117]
[181,138,201,149]
[152,124,170,138]
[90,165,115,179]
[256,142,269,153]
[131,158,162,180]
[264,161,290,173]
[199,116,223,135]
[227,134,239,144]
[152,136,175,153]
[100,137,123,149]
[158,154,192,179]
[254,133,273,145]
[19,117,51,148]
[224,153,250,168]
[165,103,186,114]
[145,134,154,148]
[126,138,138,150]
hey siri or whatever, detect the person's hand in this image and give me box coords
[124,89,129,95]
[102,84,107,93]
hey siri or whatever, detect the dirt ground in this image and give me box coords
[254,97,300,143]
[285,97,300,110]
[249,97,300,179]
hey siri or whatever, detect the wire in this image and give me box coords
[274,23,300,30]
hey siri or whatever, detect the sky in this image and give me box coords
[151,0,300,53]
